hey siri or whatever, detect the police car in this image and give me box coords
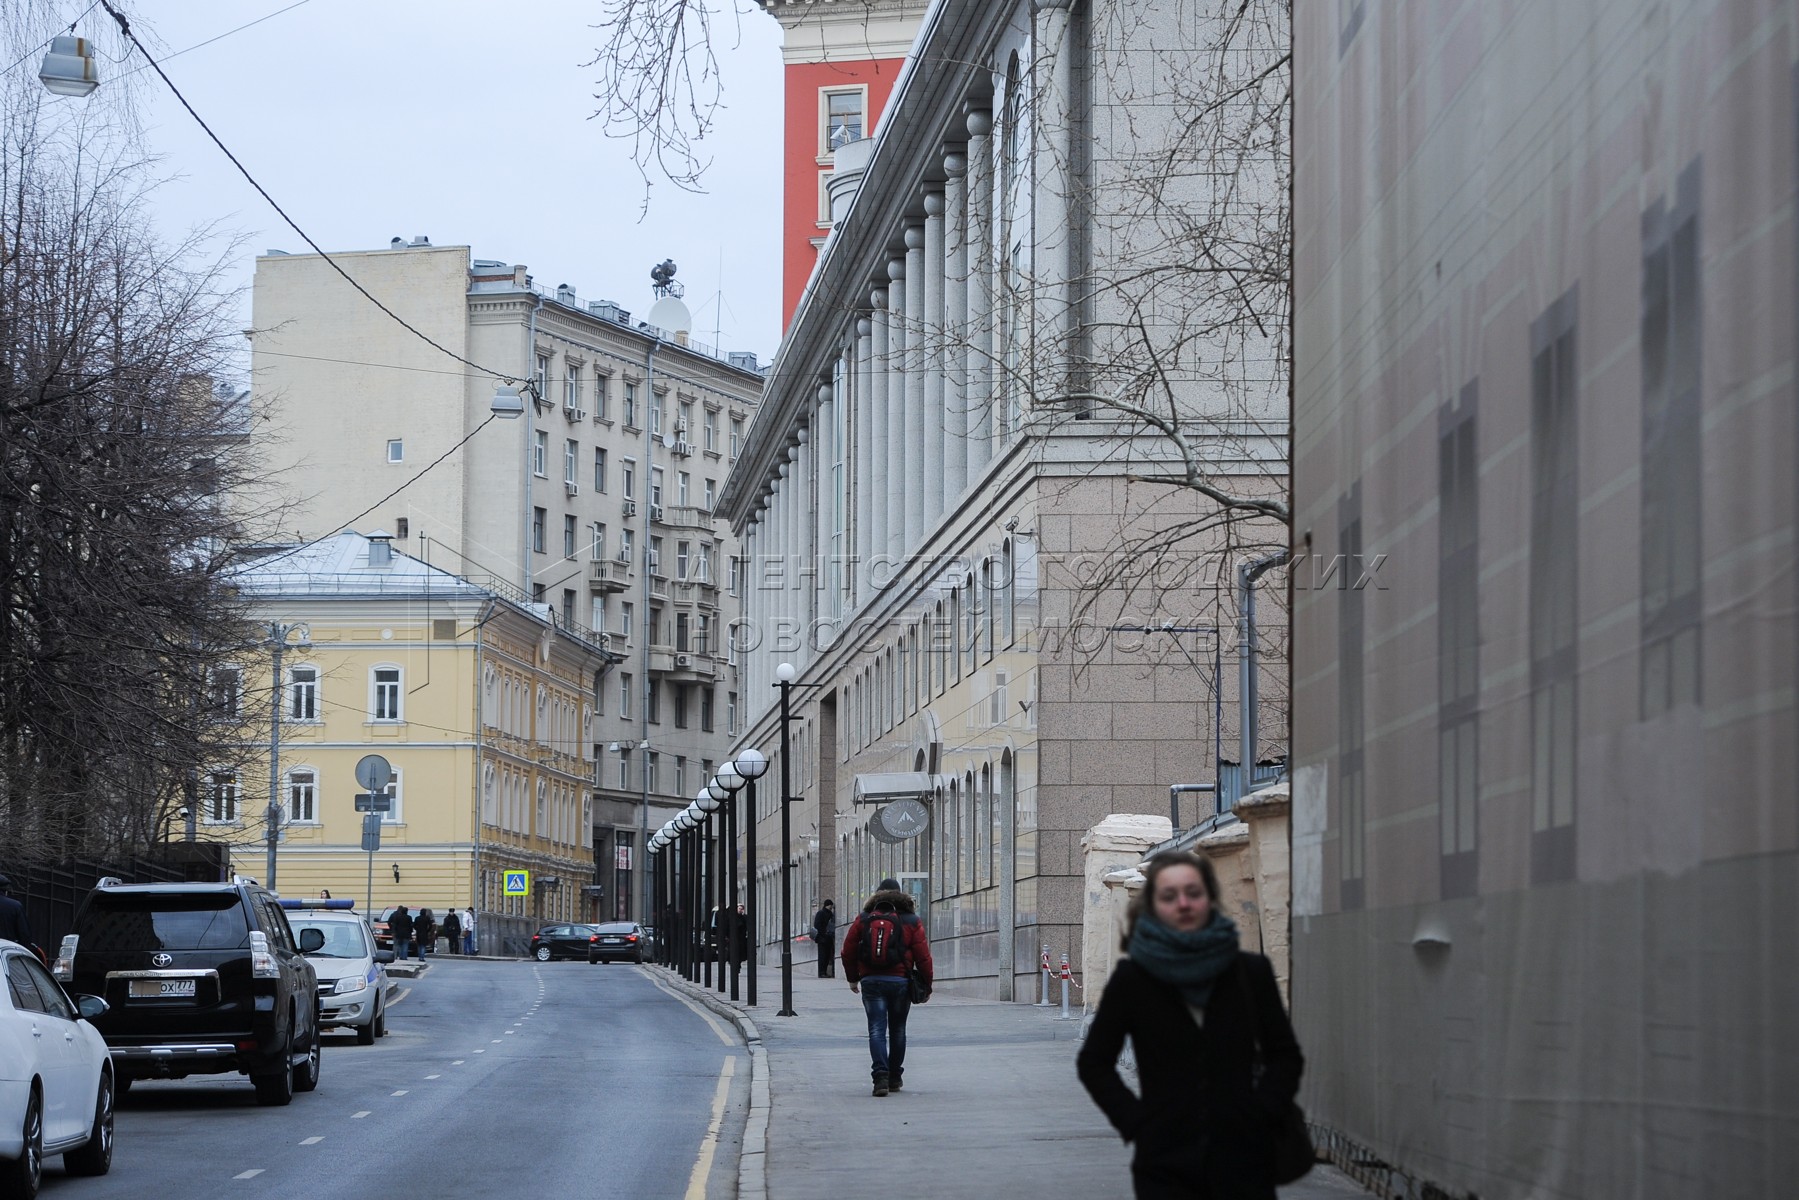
[279,900,392,1045]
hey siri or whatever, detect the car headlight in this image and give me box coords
[332,976,367,996]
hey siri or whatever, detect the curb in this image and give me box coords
[656,970,770,1200]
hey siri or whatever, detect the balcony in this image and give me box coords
[648,645,719,681]
[648,572,670,601]
[658,504,713,530]
[669,578,719,608]
[588,559,631,593]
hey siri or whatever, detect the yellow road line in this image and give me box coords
[683,1056,736,1200]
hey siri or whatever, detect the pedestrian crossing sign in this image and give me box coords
[503,870,530,897]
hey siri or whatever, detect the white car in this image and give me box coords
[0,938,114,1197]
[280,903,391,1045]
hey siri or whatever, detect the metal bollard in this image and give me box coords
[1055,954,1080,1020]
[1036,943,1054,1006]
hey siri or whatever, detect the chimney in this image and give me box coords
[390,237,405,249]
[366,530,394,567]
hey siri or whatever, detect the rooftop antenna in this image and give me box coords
[713,247,724,348]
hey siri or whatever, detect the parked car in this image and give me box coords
[371,906,409,952]
[528,924,601,962]
[280,901,391,1045]
[640,926,657,958]
[54,880,323,1106]
[1,939,114,1198]
[588,922,649,964]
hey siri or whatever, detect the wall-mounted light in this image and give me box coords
[392,864,401,883]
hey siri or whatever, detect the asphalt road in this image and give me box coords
[37,958,749,1200]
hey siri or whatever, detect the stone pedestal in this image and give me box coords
[1197,819,1259,954]
[1079,813,1172,1010]
[1233,782,1292,1000]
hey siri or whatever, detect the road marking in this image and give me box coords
[451,1060,464,1065]
[300,1136,323,1145]
[425,1074,441,1080]
[392,1090,408,1096]
[234,1169,264,1179]
[491,1039,502,1043]
[645,973,737,1047]
[351,1111,371,1119]
[474,1049,485,1054]
[388,986,412,1008]
[682,1057,736,1200]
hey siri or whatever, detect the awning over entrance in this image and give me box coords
[852,772,935,807]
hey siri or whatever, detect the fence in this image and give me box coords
[3,845,230,951]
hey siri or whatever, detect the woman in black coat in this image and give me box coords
[1077,851,1304,1200]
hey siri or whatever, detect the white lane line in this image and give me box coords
[425,1074,441,1080]
[391,1090,409,1096]
[474,1049,485,1054]
[490,1039,502,1043]
[388,986,413,1007]
[682,1057,737,1200]
[451,1060,464,1065]
[300,1136,323,1145]
[234,1169,264,1179]
[644,973,737,1047]
[351,1111,371,1119]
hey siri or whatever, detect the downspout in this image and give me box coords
[1238,549,1290,803]
[472,598,495,923]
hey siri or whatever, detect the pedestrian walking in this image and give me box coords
[462,907,477,955]
[811,899,838,978]
[414,907,435,959]
[840,878,932,1097]
[441,908,461,956]
[731,903,749,967]
[388,905,414,961]
[1077,851,1304,1200]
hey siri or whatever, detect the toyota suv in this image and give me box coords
[53,881,324,1106]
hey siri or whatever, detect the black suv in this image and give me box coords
[54,881,324,1106]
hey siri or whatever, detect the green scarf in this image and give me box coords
[1127,909,1241,1009]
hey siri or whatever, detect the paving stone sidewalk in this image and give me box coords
[669,961,1367,1200]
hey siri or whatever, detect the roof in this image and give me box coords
[228,530,492,601]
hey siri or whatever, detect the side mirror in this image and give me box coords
[297,928,326,954]
[374,950,395,964]
[75,995,109,1021]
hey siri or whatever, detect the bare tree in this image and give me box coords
[0,62,273,861]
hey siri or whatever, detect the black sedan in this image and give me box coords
[588,922,649,964]
[528,924,601,962]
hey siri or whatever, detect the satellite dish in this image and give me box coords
[647,294,693,340]
[662,431,677,449]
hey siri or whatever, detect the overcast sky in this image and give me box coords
[48,0,787,371]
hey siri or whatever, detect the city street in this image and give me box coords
[36,959,748,1200]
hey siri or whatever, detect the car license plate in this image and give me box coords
[604,938,624,944]
[130,978,196,998]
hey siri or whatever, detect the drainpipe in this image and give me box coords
[1169,783,1215,832]
[1237,550,1289,804]
[472,598,495,924]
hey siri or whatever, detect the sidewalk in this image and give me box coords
[666,962,1367,1200]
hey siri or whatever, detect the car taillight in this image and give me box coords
[53,934,78,981]
[626,935,638,942]
[250,931,279,979]
[589,935,599,942]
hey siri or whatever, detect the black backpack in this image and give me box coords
[860,910,906,969]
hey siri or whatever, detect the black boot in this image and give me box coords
[872,1071,889,1097]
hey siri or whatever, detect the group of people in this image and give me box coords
[385,904,477,959]
[821,854,1304,1199]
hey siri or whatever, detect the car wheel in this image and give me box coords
[114,1074,133,1095]
[63,1070,114,1177]
[357,1014,377,1045]
[293,1025,322,1092]
[253,1034,296,1107]
[374,1003,388,1038]
[0,1086,42,1198]
[635,951,644,964]
[534,946,552,961]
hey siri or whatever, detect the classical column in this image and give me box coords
[884,257,908,563]
[1033,0,1080,418]
[964,103,995,480]
[942,147,970,502]
[743,516,760,704]
[902,223,927,555]
[867,288,890,583]
[774,461,790,660]
[922,188,947,525]
[854,311,875,602]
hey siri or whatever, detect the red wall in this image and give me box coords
[781,57,907,329]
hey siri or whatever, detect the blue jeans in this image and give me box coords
[393,938,410,961]
[463,932,475,955]
[860,976,912,1080]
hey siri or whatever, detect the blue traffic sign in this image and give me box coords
[503,870,530,896]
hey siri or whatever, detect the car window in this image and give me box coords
[256,896,297,953]
[595,923,637,934]
[292,920,370,958]
[77,890,251,951]
[5,955,48,1015]
[20,956,74,1021]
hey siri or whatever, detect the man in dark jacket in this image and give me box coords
[811,899,837,978]
[388,906,414,961]
[0,874,34,950]
[841,879,932,1097]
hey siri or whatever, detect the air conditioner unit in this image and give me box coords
[647,553,660,573]
[674,439,693,457]
[622,499,637,517]
[614,549,631,564]
[564,480,579,497]
[649,504,664,522]
[566,407,585,421]
[674,653,691,668]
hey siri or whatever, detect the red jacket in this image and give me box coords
[840,890,933,987]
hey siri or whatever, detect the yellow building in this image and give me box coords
[223,530,618,953]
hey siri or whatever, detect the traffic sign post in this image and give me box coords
[362,810,383,914]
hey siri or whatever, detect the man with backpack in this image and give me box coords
[841,878,933,1097]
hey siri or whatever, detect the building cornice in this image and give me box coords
[755,0,933,63]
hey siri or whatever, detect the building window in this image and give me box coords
[703,409,717,451]
[288,769,318,824]
[532,508,546,554]
[533,431,548,477]
[647,679,661,725]
[620,528,634,567]
[623,381,638,427]
[594,370,610,420]
[649,537,664,576]
[591,522,607,561]
[203,770,238,824]
[701,687,715,732]
[1640,163,1702,718]
[673,685,690,729]
[649,393,663,436]
[704,478,716,510]
[289,665,319,721]
[650,467,665,508]
[1338,489,1366,910]
[209,666,241,719]
[821,87,865,153]
[620,672,633,718]
[563,514,577,557]
[386,439,404,464]
[395,517,410,538]
[621,457,636,501]
[594,447,608,492]
[564,439,578,485]
[535,354,550,398]
[727,691,738,735]
[730,418,743,458]
[988,668,1009,728]
[562,588,576,628]
[372,666,403,722]
[695,614,710,654]
[377,769,403,824]
[645,751,659,794]
[677,471,690,507]
[679,400,694,439]
[1439,389,1479,899]
[564,364,581,410]
[1530,287,1579,884]
[676,540,691,580]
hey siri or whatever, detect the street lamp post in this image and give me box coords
[732,748,768,1008]
[709,764,742,1001]
[774,662,804,1018]
[265,621,309,890]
